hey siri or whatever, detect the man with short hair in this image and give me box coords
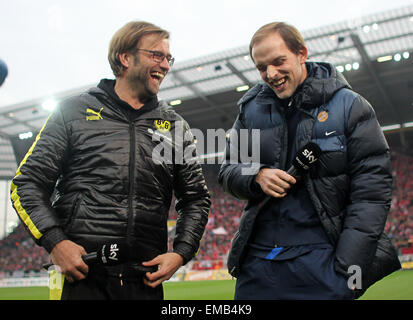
[11,21,210,300]
[219,22,400,299]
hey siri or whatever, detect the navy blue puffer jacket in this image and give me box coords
[219,62,400,295]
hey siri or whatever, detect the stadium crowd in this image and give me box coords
[386,151,413,254]
[1,153,413,277]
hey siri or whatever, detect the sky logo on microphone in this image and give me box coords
[109,244,119,261]
[302,148,318,164]
[99,243,122,264]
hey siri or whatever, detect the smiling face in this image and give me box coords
[126,33,171,100]
[252,31,308,100]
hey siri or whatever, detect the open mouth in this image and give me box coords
[150,71,165,82]
[272,77,287,88]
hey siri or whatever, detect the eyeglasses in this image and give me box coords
[136,49,175,67]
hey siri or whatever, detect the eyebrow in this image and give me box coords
[271,56,286,64]
[256,55,286,69]
[153,50,172,58]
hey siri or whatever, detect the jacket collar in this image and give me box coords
[88,79,180,121]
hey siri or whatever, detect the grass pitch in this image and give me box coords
[0,270,411,300]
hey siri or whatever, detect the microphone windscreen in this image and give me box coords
[291,142,322,173]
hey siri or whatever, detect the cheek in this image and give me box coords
[259,71,267,81]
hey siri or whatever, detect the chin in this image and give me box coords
[278,94,292,100]
[274,90,292,100]
[145,86,158,97]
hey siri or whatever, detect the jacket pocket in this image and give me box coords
[64,193,83,233]
[354,232,401,298]
[313,135,348,177]
[314,135,346,152]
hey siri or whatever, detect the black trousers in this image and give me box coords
[59,272,163,300]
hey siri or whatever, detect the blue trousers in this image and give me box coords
[235,247,355,300]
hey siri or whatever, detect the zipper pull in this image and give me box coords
[119,273,123,286]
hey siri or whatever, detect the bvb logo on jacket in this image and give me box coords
[150,120,198,165]
[154,119,171,132]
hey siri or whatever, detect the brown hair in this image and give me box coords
[108,21,170,77]
[249,22,305,61]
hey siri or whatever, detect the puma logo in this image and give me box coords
[86,107,104,121]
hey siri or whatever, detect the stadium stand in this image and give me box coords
[2,5,413,278]
[386,151,413,254]
[1,153,413,277]
[0,223,49,278]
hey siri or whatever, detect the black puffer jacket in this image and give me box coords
[219,62,400,294]
[10,82,210,265]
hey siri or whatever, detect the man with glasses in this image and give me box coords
[10,21,210,300]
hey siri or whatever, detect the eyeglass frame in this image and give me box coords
[135,48,175,67]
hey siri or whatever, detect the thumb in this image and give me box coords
[142,256,160,266]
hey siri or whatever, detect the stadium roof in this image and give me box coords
[1,4,413,179]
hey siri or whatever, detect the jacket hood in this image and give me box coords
[297,62,351,107]
[238,62,351,109]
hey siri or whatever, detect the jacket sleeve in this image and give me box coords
[10,106,70,253]
[334,94,392,277]
[172,120,211,264]
[218,114,267,201]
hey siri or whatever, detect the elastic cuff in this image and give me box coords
[173,242,195,265]
[249,178,263,197]
[248,165,269,198]
[40,227,68,253]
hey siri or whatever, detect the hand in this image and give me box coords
[142,252,184,288]
[255,168,296,198]
[50,240,89,283]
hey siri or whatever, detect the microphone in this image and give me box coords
[287,142,322,178]
[87,242,126,266]
[43,241,156,273]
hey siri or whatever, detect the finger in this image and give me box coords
[65,275,74,283]
[142,257,160,267]
[264,188,286,198]
[267,183,288,195]
[77,261,89,276]
[144,268,165,281]
[272,175,294,189]
[278,172,297,185]
[271,192,287,198]
[65,261,88,281]
[143,275,167,288]
[69,268,87,281]
[79,247,87,256]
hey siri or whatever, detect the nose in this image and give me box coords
[159,57,171,72]
[266,65,278,80]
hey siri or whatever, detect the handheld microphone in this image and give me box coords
[81,242,156,272]
[43,241,156,273]
[87,242,126,266]
[287,142,322,178]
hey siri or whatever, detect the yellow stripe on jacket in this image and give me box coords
[10,114,52,240]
